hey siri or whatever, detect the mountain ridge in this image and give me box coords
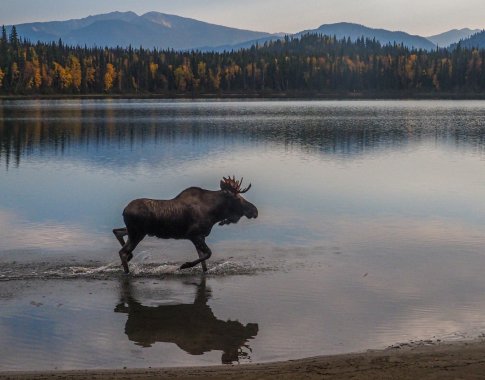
[209,22,438,52]
[427,28,481,47]
[6,11,484,51]
[297,22,436,50]
[450,30,485,49]
[11,11,272,50]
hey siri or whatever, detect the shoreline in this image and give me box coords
[3,92,485,101]
[3,339,485,379]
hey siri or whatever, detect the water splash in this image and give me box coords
[0,259,274,281]
[129,263,181,276]
[207,260,264,275]
[68,262,120,275]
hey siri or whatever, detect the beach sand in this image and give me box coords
[2,339,485,379]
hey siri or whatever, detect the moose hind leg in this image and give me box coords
[180,238,212,272]
[113,228,128,247]
[119,232,145,274]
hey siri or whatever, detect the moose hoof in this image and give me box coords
[121,262,130,274]
[180,262,192,270]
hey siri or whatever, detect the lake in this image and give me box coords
[1,99,485,370]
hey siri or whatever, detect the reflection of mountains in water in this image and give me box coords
[2,102,485,168]
[114,278,258,364]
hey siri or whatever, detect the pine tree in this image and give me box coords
[9,25,19,51]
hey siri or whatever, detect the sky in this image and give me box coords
[1,0,485,36]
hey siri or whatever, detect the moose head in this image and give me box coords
[219,176,258,225]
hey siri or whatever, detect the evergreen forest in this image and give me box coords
[2,25,485,97]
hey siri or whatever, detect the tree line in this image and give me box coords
[1,25,485,96]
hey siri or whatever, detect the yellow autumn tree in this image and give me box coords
[405,54,417,82]
[149,62,158,90]
[197,61,207,88]
[83,57,96,90]
[173,61,194,92]
[149,62,158,79]
[68,55,82,91]
[174,66,187,91]
[103,63,116,92]
[29,48,42,90]
[52,62,72,90]
[209,67,221,91]
[33,62,42,90]
[22,61,35,90]
[223,63,240,90]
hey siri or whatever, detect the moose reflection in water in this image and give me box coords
[114,277,259,364]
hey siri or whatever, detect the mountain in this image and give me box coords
[9,11,271,50]
[450,30,485,49]
[14,12,140,43]
[9,12,481,52]
[296,22,436,50]
[210,23,440,52]
[427,28,481,47]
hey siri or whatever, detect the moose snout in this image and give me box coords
[245,203,258,219]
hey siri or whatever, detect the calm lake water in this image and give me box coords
[2,99,485,370]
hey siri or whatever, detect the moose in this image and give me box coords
[113,176,258,274]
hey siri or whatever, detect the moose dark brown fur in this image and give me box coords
[113,176,258,274]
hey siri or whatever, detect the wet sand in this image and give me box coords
[3,339,485,380]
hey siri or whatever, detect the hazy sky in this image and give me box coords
[1,0,484,36]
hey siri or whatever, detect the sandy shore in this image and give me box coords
[3,339,485,380]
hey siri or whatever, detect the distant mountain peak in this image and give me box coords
[82,11,139,23]
[427,27,482,47]
[298,22,436,50]
[140,11,175,28]
[316,22,406,33]
[449,29,485,49]
[10,10,271,50]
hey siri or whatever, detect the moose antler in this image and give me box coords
[221,175,252,194]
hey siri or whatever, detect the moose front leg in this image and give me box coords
[180,237,212,272]
[197,247,208,273]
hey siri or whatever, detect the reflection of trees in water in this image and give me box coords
[2,103,485,168]
[114,277,258,364]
